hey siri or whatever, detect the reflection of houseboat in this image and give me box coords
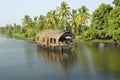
[37,47,77,68]
[36,29,75,50]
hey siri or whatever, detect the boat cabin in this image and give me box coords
[36,29,75,47]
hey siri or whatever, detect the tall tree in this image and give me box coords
[58,1,70,30]
[78,6,90,26]
[108,6,120,41]
[70,6,90,34]
[22,15,31,28]
[46,10,59,29]
[37,15,46,30]
[78,6,90,33]
[90,3,113,39]
[113,0,120,6]
[70,9,78,33]
[91,3,113,30]
[22,15,33,38]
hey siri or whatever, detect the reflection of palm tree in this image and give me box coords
[37,47,77,70]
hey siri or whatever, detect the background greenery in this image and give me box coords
[0,0,120,43]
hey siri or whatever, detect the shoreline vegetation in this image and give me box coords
[0,0,120,44]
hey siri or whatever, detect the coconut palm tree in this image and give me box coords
[70,9,78,34]
[58,1,70,30]
[22,15,33,38]
[37,15,46,30]
[76,6,90,34]
[46,10,59,29]
[78,6,90,26]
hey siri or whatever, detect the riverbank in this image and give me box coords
[1,33,119,45]
[75,36,119,44]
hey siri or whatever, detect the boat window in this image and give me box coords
[54,39,56,43]
[50,38,52,43]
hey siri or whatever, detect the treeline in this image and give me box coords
[81,0,120,43]
[0,1,90,40]
[0,0,120,43]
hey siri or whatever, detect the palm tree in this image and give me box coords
[33,16,38,26]
[76,6,90,34]
[22,15,33,38]
[58,1,70,30]
[46,10,59,29]
[36,15,46,30]
[78,6,90,26]
[22,15,30,27]
[70,9,78,34]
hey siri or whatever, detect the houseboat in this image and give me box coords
[36,29,75,50]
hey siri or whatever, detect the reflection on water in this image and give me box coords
[37,47,77,71]
[77,42,120,79]
[1,35,120,80]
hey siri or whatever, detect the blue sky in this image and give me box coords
[0,0,113,26]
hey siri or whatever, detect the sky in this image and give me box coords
[0,0,113,26]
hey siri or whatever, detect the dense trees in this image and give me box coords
[0,1,90,40]
[108,6,120,42]
[86,3,113,39]
[1,0,120,44]
[70,6,90,34]
[113,0,120,6]
[81,0,120,43]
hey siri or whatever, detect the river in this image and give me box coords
[0,34,120,80]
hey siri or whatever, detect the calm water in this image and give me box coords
[0,35,120,80]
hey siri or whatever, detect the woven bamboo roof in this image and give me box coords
[37,29,73,39]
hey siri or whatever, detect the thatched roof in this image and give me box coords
[36,29,74,39]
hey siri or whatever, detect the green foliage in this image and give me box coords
[58,1,71,30]
[113,0,120,6]
[0,1,90,40]
[86,3,113,40]
[91,3,113,30]
[81,3,120,44]
[70,6,90,35]
[108,6,120,43]
[0,27,5,34]
[108,6,120,30]
[1,1,120,44]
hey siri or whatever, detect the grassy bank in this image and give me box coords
[76,36,116,44]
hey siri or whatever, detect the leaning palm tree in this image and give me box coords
[58,1,71,30]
